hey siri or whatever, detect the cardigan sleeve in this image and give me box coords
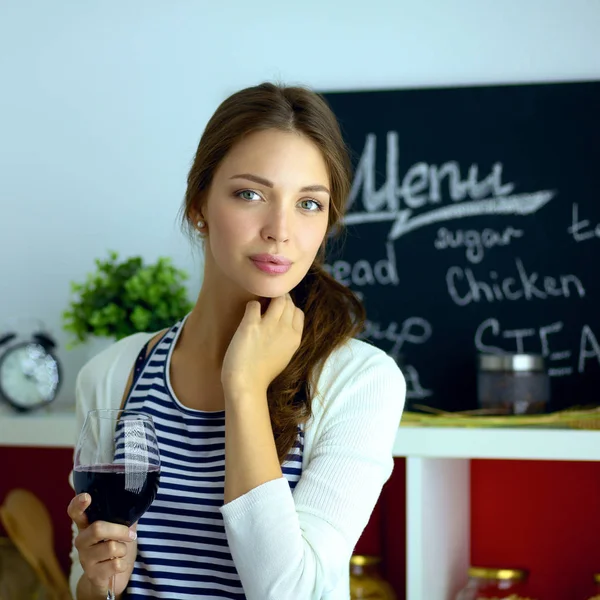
[220,350,406,600]
[68,366,91,599]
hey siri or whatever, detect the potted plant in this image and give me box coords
[63,251,194,348]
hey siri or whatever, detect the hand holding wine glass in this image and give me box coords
[68,409,161,600]
[67,496,138,599]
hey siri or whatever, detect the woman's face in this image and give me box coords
[200,129,331,299]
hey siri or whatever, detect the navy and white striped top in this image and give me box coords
[122,317,304,599]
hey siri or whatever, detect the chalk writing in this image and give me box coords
[343,131,555,239]
[359,317,433,400]
[359,317,432,360]
[447,258,585,306]
[324,242,399,287]
[434,226,524,264]
[402,365,433,400]
[475,318,600,376]
[567,203,600,242]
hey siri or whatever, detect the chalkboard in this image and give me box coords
[322,80,600,412]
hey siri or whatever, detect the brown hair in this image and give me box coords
[181,82,365,462]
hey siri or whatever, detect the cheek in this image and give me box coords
[298,219,328,258]
[208,205,250,250]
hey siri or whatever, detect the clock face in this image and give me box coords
[0,342,60,409]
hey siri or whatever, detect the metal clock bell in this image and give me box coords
[0,331,62,412]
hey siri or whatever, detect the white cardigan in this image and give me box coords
[69,331,406,600]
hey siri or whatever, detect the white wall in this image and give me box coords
[1,0,599,411]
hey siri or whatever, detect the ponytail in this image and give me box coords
[268,266,366,462]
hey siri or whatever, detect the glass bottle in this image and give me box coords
[455,567,535,600]
[350,555,397,600]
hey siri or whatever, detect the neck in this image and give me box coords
[177,271,267,368]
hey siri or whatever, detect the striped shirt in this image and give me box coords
[122,318,304,599]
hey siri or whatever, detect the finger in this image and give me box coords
[84,520,138,545]
[87,555,131,587]
[67,494,91,531]
[86,539,129,564]
[243,300,262,323]
[292,306,305,334]
[263,295,286,323]
[281,293,296,324]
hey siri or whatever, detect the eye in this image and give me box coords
[236,189,262,202]
[299,198,324,212]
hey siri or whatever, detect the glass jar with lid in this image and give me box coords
[477,353,550,414]
[350,555,396,600]
[455,567,535,600]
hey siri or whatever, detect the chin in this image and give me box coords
[246,284,292,299]
[241,274,302,299]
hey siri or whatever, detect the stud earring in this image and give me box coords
[197,220,205,229]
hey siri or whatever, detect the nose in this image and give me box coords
[261,205,290,243]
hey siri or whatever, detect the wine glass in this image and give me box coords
[73,409,161,600]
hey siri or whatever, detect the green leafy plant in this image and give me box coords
[63,251,194,347]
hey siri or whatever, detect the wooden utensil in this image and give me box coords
[0,488,71,600]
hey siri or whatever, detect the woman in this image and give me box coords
[67,82,406,600]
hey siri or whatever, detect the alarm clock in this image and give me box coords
[0,331,62,412]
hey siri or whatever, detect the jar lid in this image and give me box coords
[350,555,381,566]
[478,353,545,372]
[468,567,527,580]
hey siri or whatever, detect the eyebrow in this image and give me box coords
[229,173,330,196]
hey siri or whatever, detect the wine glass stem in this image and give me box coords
[107,575,116,600]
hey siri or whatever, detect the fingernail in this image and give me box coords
[79,494,89,503]
[129,529,137,540]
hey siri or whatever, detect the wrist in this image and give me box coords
[222,380,267,402]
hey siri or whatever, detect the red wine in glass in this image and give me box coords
[74,409,161,600]
[73,464,160,527]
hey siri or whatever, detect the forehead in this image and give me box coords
[215,129,330,187]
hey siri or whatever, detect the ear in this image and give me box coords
[189,208,204,222]
[188,207,208,231]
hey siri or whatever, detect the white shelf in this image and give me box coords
[0,410,76,448]
[2,412,600,462]
[405,457,471,600]
[394,425,600,461]
[395,425,600,599]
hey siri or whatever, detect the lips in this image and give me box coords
[249,254,292,275]
[250,254,292,266]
